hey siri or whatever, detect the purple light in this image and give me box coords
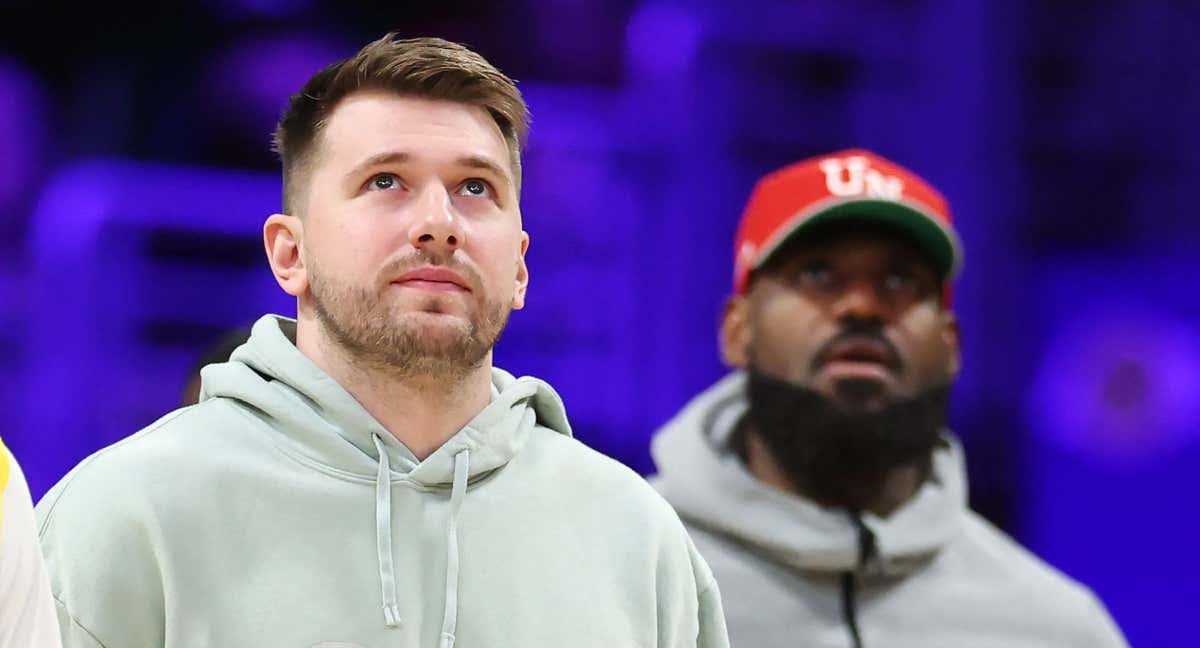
[206,0,311,19]
[21,158,285,497]
[625,4,703,77]
[205,34,347,137]
[0,56,48,214]
[1027,302,1200,466]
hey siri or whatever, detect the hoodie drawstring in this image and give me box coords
[373,434,402,627]
[440,449,470,648]
[372,434,471,644]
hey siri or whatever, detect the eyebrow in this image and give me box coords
[455,154,512,187]
[343,151,512,188]
[344,151,410,183]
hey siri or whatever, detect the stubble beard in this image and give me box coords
[308,257,511,385]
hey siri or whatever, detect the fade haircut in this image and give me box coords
[272,33,530,214]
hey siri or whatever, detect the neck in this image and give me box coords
[740,423,929,518]
[295,314,493,461]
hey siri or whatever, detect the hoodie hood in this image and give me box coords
[200,315,572,485]
[198,314,572,637]
[651,371,966,576]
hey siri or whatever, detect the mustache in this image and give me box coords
[380,251,483,292]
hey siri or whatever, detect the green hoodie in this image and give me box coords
[36,315,728,648]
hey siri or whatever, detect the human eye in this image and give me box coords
[791,260,835,288]
[365,173,402,192]
[456,178,494,198]
[883,270,918,293]
[882,266,935,301]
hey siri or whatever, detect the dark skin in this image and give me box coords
[721,224,961,517]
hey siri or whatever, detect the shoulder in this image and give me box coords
[948,512,1126,645]
[36,399,254,534]
[524,426,679,516]
[956,512,1090,596]
[521,426,710,563]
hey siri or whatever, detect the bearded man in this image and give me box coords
[36,34,728,648]
[650,149,1127,648]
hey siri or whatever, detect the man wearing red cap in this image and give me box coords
[650,150,1127,647]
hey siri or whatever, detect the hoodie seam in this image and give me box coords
[223,401,474,492]
[223,403,414,486]
[53,594,112,648]
[38,407,194,537]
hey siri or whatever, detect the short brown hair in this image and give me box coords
[272,34,530,214]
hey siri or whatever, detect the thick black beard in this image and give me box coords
[741,367,951,512]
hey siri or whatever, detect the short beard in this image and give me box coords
[740,366,951,512]
[308,255,511,384]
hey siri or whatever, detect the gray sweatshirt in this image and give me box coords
[37,315,729,648]
[651,372,1127,648]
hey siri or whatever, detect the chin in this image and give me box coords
[828,378,897,413]
[399,313,469,336]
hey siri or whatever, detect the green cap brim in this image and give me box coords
[776,199,962,279]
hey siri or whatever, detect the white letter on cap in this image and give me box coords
[820,156,869,196]
[863,169,904,200]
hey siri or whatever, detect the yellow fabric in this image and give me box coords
[0,436,10,536]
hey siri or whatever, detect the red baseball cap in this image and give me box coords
[732,148,963,295]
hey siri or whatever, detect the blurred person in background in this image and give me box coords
[36,34,727,648]
[180,327,252,406]
[651,149,1127,648]
[0,437,61,648]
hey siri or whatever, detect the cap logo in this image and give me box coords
[818,155,904,201]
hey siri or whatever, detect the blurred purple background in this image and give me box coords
[2,2,1196,645]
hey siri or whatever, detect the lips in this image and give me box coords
[816,337,900,371]
[392,266,471,292]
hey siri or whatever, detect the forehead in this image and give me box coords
[315,91,511,175]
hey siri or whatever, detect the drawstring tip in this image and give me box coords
[440,632,456,648]
[383,605,402,628]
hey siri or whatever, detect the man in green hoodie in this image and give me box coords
[37,34,728,648]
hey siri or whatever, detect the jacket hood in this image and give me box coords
[651,371,967,575]
[200,315,573,487]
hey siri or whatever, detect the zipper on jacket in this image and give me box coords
[840,515,877,648]
[840,572,863,648]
